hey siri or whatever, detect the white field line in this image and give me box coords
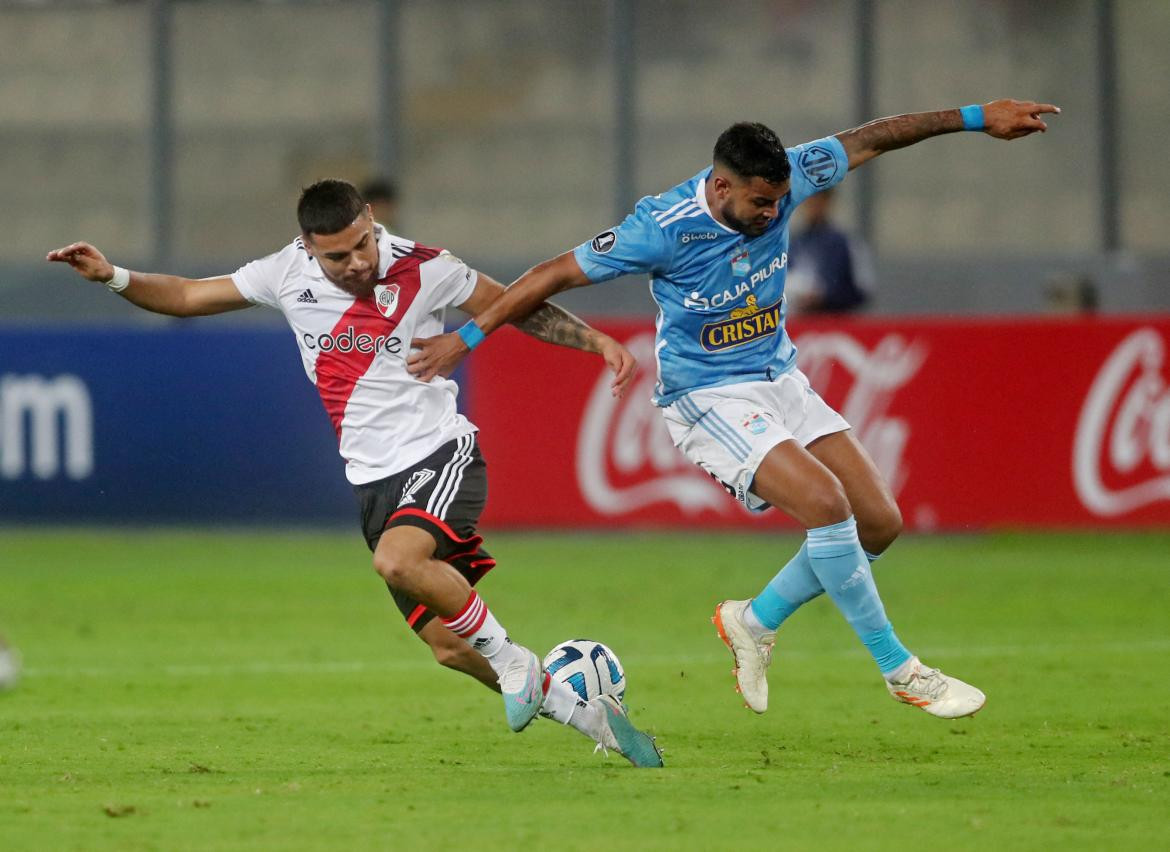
[20,638,1170,680]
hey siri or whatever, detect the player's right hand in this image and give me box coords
[981,99,1060,140]
[46,242,114,282]
[407,331,469,383]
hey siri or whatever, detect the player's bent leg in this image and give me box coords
[751,439,853,528]
[372,525,472,615]
[417,620,499,692]
[373,525,543,732]
[806,430,902,555]
[752,442,918,684]
[714,440,853,712]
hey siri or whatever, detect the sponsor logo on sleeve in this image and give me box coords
[591,231,617,254]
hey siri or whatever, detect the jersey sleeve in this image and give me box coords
[230,249,289,309]
[786,135,850,207]
[572,207,674,283]
[419,250,478,314]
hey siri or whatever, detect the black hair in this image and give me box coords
[297,179,367,236]
[713,122,791,184]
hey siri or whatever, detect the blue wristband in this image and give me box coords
[457,320,486,351]
[960,104,985,131]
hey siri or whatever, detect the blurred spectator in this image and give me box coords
[0,634,19,690]
[360,177,399,230]
[786,188,874,314]
[1044,273,1098,314]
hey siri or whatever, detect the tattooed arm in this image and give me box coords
[412,268,636,397]
[835,98,1060,170]
[511,300,605,353]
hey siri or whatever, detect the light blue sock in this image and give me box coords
[750,543,820,630]
[749,545,884,631]
[805,517,911,675]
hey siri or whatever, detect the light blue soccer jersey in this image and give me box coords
[573,135,849,406]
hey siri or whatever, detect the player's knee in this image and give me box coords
[806,482,852,528]
[371,549,421,589]
[875,503,904,549]
[859,503,903,553]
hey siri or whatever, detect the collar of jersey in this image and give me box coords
[373,223,396,280]
[694,174,739,235]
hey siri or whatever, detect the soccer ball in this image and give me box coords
[542,639,626,702]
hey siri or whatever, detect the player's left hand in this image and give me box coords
[407,331,469,382]
[981,99,1061,140]
[597,334,638,398]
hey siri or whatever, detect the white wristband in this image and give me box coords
[104,266,131,293]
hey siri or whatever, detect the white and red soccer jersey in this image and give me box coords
[230,225,478,484]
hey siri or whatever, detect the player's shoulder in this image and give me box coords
[632,169,708,233]
[241,235,322,282]
[380,228,445,270]
[786,135,848,191]
[379,230,470,291]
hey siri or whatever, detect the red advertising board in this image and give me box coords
[467,317,1170,530]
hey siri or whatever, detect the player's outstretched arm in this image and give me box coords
[835,98,1061,170]
[46,241,252,317]
[407,250,602,382]
[453,270,636,397]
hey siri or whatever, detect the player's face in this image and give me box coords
[304,209,380,295]
[716,174,789,238]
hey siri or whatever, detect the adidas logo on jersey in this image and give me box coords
[296,289,318,303]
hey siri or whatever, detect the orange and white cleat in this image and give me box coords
[712,600,774,714]
[885,657,985,718]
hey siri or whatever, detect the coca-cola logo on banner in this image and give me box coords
[576,333,729,516]
[1074,328,1170,516]
[796,332,926,497]
[574,331,926,516]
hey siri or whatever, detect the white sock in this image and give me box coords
[540,678,582,725]
[741,601,775,640]
[441,591,521,675]
[885,655,920,683]
[540,686,608,743]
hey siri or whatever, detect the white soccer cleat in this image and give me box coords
[712,599,774,713]
[591,695,663,768]
[498,644,545,732]
[886,657,986,719]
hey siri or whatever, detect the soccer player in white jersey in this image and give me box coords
[46,179,663,767]
[410,99,1060,720]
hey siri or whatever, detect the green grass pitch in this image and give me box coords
[1,529,1167,850]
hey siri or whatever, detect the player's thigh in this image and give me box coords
[806,429,902,550]
[751,438,850,529]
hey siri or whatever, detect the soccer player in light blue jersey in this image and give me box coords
[410,98,1060,719]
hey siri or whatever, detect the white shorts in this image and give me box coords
[662,370,850,512]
